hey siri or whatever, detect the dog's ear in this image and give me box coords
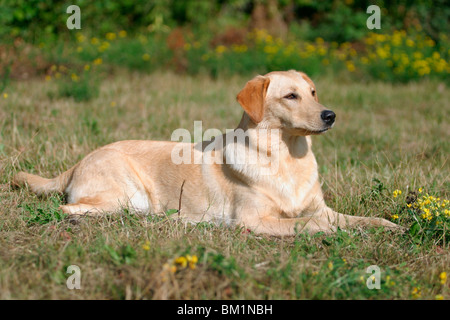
[236,75,270,124]
[289,70,319,102]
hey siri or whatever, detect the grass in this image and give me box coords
[0,70,448,299]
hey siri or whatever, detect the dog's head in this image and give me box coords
[237,70,335,135]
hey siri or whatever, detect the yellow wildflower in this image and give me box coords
[391,32,402,46]
[118,30,127,38]
[365,36,375,45]
[439,272,447,285]
[215,45,227,54]
[376,47,389,59]
[76,33,85,43]
[393,189,402,198]
[376,34,386,42]
[411,287,421,299]
[315,37,324,45]
[346,61,356,72]
[413,52,423,60]
[232,44,248,53]
[175,256,188,268]
[142,53,151,61]
[93,58,103,65]
[264,45,278,55]
[142,240,150,251]
[425,38,435,47]
[400,54,409,66]
[71,73,79,82]
[317,47,327,56]
[105,32,116,41]
[138,35,148,44]
[186,255,198,269]
[386,275,395,287]
[305,43,316,53]
[98,41,110,52]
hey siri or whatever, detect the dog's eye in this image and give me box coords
[311,88,316,97]
[284,93,298,100]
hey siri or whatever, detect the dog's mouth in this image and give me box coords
[288,126,332,136]
[307,127,331,134]
[282,120,334,136]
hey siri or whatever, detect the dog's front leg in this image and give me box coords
[239,206,403,236]
[241,215,336,236]
[318,207,402,231]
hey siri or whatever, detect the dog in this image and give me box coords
[13,70,400,235]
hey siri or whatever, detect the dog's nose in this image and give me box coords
[321,110,336,125]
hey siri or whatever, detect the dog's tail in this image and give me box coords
[12,164,78,196]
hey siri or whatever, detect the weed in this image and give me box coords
[20,194,67,226]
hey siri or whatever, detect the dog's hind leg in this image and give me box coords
[59,194,118,216]
[60,203,103,216]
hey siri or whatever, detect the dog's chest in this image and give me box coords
[257,151,319,215]
[276,168,318,214]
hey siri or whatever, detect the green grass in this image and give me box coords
[0,71,448,299]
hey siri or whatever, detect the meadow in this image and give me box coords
[0,69,448,299]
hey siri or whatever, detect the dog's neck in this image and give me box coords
[236,112,311,159]
[222,112,316,193]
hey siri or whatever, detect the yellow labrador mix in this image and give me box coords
[13,70,399,235]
